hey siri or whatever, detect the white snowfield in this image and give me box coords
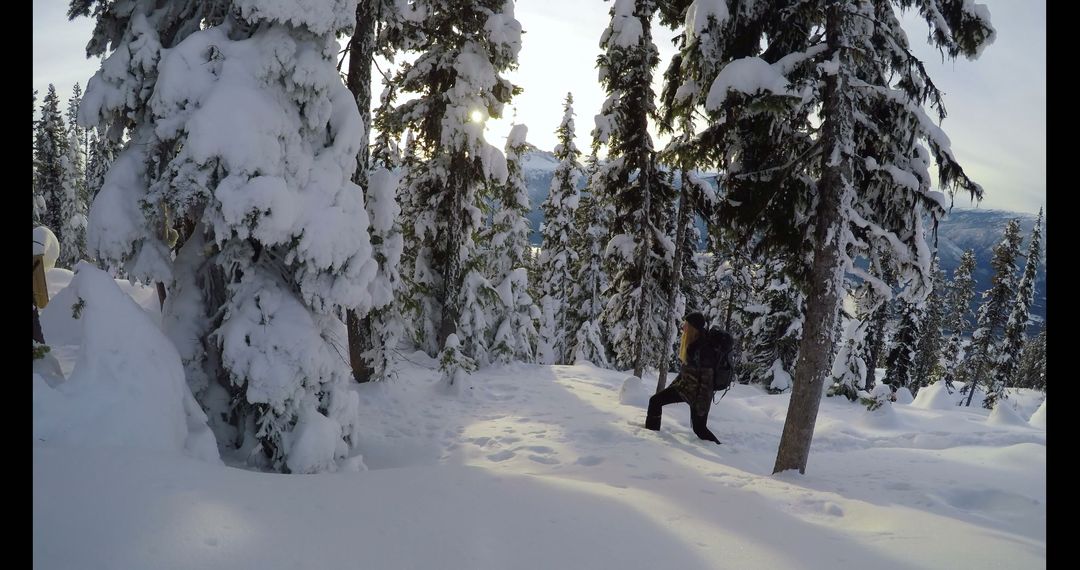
[34,271,1045,570]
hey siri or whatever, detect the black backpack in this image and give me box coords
[699,327,735,391]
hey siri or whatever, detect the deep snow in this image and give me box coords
[34,271,1045,569]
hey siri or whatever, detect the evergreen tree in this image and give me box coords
[1016,325,1046,391]
[34,85,67,238]
[702,227,752,335]
[343,0,402,384]
[361,118,406,382]
[594,0,677,377]
[883,296,921,392]
[59,84,89,268]
[393,127,429,347]
[963,219,1022,408]
[940,249,977,390]
[827,281,877,401]
[653,169,692,391]
[537,93,582,365]
[85,129,121,204]
[76,0,379,472]
[488,124,540,365]
[853,249,896,391]
[997,209,1042,390]
[377,0,522,383]
[568,152,610,366]
[676,195,706,316]
[652,0,992,473]
[33,89,46,225]
[861,302,887,390]
[742,260,803,394]
[913,257,947,390]
[66,82,88,178]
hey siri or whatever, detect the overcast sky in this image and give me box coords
[34,1,1044,215]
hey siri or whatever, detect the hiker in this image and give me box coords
[644,312,721,444]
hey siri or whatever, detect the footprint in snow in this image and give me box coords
[487,450,515,462]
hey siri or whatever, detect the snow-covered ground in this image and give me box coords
[34,269,1045,569]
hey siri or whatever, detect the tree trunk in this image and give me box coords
[656,170,691,393]
[773,1,852,475]
[347,311,374,383]
[345,2,377,382]
[963,355,981,407]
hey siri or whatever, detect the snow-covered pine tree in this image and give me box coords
[85,129,122,204]
[488,124,540,365]
[652,167,692,392]
[883,295,921,392]
[861,301,887,389]
[66,82,88,183]
[912,257,946,388]
[996,208,1042,393]
[702,228,751,331]
[962,219,1022,408]
[71,0,230,278]
[827,281,877,401]
[77,0,379,473]
[850,248,896,391]
[652,162,713,389]
[741,260,804,394]
[34,84,67,239]
[377,0,521,383]
[59,84,89,268]
[676,194,706,316]
[700,237,757,382]
[361,129,406,382]
[700,245,729,328]
[1016,324,1046,391]
[940,249,977,390]
[391,126,430,346]
[912,257,946,391]
[594,0,677,377]
[653,0,738,332]
[537,93,582,365]
[568,152,611,367]
[656,0,992,473]
[342,0,404,384]
[33,89,45,225]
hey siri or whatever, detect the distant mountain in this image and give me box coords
[520,150,1046,331]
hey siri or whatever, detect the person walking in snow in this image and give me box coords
[644,312,721,444]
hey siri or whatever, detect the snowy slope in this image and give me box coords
[34,276,1045,570]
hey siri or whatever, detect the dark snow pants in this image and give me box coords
[644,385,721,443]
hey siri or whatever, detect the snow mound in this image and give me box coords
[987,400,1029,427]
[32,263,220,463]
[1029,399,1046,428]
[857,403,902,429]
[857,385,902,429]
[619,375,648,407]
[893,387,914,404]
[287,405,350,474]
[911,381,957,410]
